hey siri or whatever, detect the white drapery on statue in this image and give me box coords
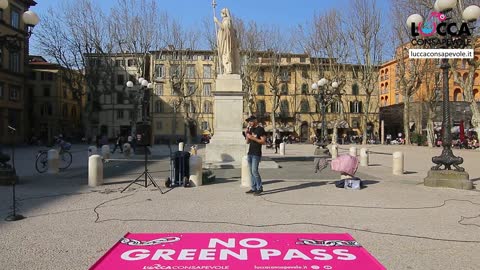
[214,8,240,75]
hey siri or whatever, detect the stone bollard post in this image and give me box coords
[88,146,97,157]
[179,142,184,152]
[331,144,338,159]
[189,155,203,187]
[349,146,357,157]
[48,149,59,174]
[393,152,404,175]
[241,156,251,188]
[88,155,103,187]
[123,143,132,158]
[360,148,369,167]
[101,145,110,160]
[280,143,286,156]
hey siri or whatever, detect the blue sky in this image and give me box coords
[32,0,392,29]
[31,0,392,54]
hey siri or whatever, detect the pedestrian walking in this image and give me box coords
[128,134,136,152]
[274,132,281,154]
[244,115,267,196]
[112,134,124,154]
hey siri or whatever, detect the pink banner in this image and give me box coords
[91,233,385,270]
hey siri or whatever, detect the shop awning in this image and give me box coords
[317,120,350,129]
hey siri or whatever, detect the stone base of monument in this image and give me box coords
[205,142,246,169]
[424,169,473,190]
[0,167,18,185]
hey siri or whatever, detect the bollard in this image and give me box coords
[123,143,131,158]
[331,144,338,159]
[88,146,97,157]
[101,145,110,160]
[47,149,59,174]
[349,146,357,157]
[393,151,404,175]
[88,155,103,187]
[179,142,184,152]
[360,148,369,167]
[189,155,203,187]
[241,156,251,188]
[280,143,286,156]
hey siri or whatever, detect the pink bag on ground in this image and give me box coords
[331,154,359,176]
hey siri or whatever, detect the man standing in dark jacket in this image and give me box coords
[244,115,266,196]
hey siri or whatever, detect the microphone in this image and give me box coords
[8,126,16,132]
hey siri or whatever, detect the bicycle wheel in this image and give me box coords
[35,152,48,173]
[59,151,73,170]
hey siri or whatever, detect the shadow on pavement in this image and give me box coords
[203,178,237,185]
[263,180,285,185]
[261,180,329,195]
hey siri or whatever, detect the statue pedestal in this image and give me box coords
[206,74,246,168]
[424,169,473,190]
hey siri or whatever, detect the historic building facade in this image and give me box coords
[88,50,378,143]
[27,56,84,144]
[379,49,480,139]
[0,0,37,144]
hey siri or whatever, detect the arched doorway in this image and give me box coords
[300,122,309,142]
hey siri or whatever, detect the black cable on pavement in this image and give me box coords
[91,192,480,244]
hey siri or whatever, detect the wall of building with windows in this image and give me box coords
[0,0,37,144]
[28,56,84,144]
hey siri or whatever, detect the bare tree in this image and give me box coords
[347,0,385,145]
[110,0,166,77]
[260,27,292,141]
[162,20,201,144]
[394,0,480,139]
[236,19,268,116]
[450,0,480,136]
[298,10,350,144]
[108,0,169,136]
[420,61,442,147]
[390,1,427,145]
[35,0,116,138]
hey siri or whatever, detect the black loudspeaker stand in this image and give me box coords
[121,145,164,193]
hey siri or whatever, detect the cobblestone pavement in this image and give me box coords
[0,143,479,269]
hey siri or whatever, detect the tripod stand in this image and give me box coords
[121,145,164,193]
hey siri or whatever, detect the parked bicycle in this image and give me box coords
[35,138,73,173]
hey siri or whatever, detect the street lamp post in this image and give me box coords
[126,77,153,123]
[408,0,480,189]
[312,78,339,151]
[126,78,153,151]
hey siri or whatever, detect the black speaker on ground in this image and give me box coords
[136,123,152,146]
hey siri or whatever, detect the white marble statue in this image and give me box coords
[214,8,240,75]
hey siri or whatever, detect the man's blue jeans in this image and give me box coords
[247,154,262,191]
